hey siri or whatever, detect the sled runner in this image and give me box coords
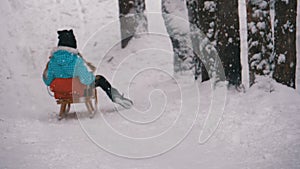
[50,78,98,120]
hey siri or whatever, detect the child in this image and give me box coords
[43,29,133,109]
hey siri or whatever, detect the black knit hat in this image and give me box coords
[57,29,77,49]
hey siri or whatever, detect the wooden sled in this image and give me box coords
[50,78,98,120]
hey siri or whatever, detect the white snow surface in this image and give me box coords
[0,0,300,169]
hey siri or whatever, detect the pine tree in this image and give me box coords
[273,0,297,88]
[199,0,218,43]
[246,0,273,86]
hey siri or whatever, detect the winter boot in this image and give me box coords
[111,87,133,109]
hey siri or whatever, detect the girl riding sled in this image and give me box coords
[43,29,133,111]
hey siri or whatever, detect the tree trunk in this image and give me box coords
[119,0,135,48]
[186,0,241,85]
[273,0,297,88]
[216,0,242,86]
[186,0,210,81]
[246,0,273,86]
[119,0,148,48]
[135,0,148,34]
[161,0,194,73]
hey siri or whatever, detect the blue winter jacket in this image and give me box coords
[43,47,95,86]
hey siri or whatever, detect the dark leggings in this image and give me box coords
[94,75,113,100]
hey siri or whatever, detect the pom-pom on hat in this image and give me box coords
[57,29,77,49]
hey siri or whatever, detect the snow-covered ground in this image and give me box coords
[0,0,300,169]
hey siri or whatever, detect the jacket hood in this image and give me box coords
[51,47,78,66]
[51,46,79,55]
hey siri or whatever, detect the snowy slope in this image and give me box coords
[0,0,300,169]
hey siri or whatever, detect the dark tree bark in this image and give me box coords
[119,0,135,48]
[199,0,218,43]
[187,0,241,85]
[273,0,297,88]
[216,0,242,86]
[119,0,148,48]
[199,0,217,82]
[246,0,273,86]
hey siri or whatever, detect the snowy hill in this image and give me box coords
[0,0,300,169]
